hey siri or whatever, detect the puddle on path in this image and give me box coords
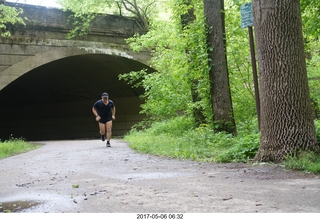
[0,200,41,213]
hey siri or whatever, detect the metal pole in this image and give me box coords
[248,26,261,130]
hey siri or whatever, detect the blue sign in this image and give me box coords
[240,3,253,28]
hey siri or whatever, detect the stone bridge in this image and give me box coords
[0,3,154,141]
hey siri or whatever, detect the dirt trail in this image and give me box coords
[0,139,320,213]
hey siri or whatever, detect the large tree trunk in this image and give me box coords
[252,0,319,162]
[204,0,237,135]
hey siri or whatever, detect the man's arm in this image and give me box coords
[92,107,101,121]
[112,106,116,120]
[92,107,98,117]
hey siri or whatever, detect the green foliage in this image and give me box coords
[0,136,40,159]
[215,132,260,163]
[125,116,260,162]
[301,0,320,41]
[315,120,320,144]
[132,116,193,136]
[123,0,213,123]
[0,4,25,36]
[120,69,192,118]
[306,40,320,119]
[57,0,113,38]
[57,0,161,37]
[119,68,148,88]
[57,0,114,14]
[65,13,97,38]
[225,0,258,130]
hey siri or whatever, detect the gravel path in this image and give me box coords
[0,139,320,213]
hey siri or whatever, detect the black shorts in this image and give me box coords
[99,117,112,124]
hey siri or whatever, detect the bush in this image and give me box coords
[215,133,260,163]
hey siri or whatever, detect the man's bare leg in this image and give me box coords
[106,120,112,147]
[106,120,113,141]
[98,122,106,141]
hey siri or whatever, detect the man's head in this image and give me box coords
[101,92,109,102]
[102,92,109,100]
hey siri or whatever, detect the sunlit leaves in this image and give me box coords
[301,0,320,41]
[122,0,213,121]
[0,4,25,36]
[57,0,161,37]
[57,0,114,14]
[122,22,193,117]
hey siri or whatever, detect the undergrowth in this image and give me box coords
[282,120,320,174]
[284,151,320,174]
[125,116,320,174]
[124,116,259,162]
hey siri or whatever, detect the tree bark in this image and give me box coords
[252,0,319,162]
[203,0,237,135]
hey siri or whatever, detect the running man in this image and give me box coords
[92,92,116,147]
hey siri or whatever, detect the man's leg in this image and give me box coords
[98,122,106,141]
[106,120,113,147]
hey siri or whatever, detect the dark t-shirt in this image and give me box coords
[93,100,114,119]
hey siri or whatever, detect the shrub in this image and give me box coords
[215,133,260,163]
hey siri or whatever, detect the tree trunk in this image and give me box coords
[252,0,319,162]
[203,0,237,135]
[181,1,206,127]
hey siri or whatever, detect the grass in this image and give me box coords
[280,120,320,174]
[126,132,233,161]
[124,116,257,162]
[283,151,320,174]
[0,136,40,160]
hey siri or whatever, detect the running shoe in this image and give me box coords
[106,141,111,147]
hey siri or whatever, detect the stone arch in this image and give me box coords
[0,46,151,91]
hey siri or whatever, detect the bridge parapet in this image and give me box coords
[5,2,145,37]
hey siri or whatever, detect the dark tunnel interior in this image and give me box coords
[0,54,155,141]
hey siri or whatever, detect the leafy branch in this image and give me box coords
[0,4,25,36]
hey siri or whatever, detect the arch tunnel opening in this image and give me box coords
[0,54,155,141]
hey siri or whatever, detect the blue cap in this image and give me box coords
[102,92,109,98]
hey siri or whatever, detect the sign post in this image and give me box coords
[240,2,260,130]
